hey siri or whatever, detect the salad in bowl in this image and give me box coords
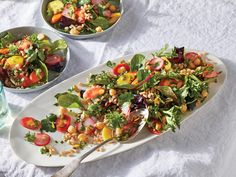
[42,0,123,39]
[0,27,69,92]
[18,45,221,157]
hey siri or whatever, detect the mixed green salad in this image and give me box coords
[20,45,220,156]
[46,0,121,35]
[0,32,67,89]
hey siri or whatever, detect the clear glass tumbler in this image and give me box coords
[0,81,9,128]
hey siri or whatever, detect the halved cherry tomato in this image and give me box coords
[20,76,32,87]
[203,71,220,78]
[148,120,162,135]
[159,78,183,88]
[45,54,64,67]
[83,86,105,99]
[20,117,41,130]
[56,114,71,133]
[146,57,164,71]
[148,127,162,135]
[185,52,201,61]
[34,133,51,146]
[29,70,44,84]
[112,63,130,76]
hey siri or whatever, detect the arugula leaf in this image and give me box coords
[162,106,181,132]
[157,86,177,100]
[0,32,15,48]
[115,84,135,90]
[38,49,45,61]
[118,92,134,105]
[106,60,116,68]
[130,54,145,71]
[91,17,110,30]
[176,75,208,103]
[137,69,150,82]
[26,49,38,63]
[52,39,67,52]
[38,60,49,82]
[55,93,84,109]
[106,111,127,129]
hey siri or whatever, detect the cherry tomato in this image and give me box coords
[185,52,201,61]
[112,63,130,76]
[34,133,51,146]
[29,70,44,84]
[45,54,64,67]
[159,78,183,88]
[148,127,162,135]
[56,114,71,133]
[83,86,105,99]
[20,117,41,130]
[147,57,164,71]
[20,77,32,87]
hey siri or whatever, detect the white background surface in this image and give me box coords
[0,0,236,177]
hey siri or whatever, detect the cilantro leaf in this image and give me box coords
[118,92,134,105]
[106,111,127,129]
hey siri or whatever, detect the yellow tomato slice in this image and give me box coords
[6,56,24,68]
[102,126,113,140]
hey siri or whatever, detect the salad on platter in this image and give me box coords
[45,0,121,35]
[0,32,67,89]
[19,45,220,157]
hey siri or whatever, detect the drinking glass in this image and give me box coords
[0,81,9,128]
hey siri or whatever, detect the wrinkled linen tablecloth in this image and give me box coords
[0,0,236,177]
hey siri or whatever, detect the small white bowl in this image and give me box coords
[41,0,124,39]
[0,26,70,93]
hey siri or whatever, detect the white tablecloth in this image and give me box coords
[1,0,236,177]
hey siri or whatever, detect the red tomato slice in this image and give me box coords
[56,114,71,133]
[83,86,105,99]
[112,63,130,76]
[203,71,220,78]
[185,52,201,61]
[159,78,183,88]
[29,70,44,84]
[20,76,32,87]
[34,133,51,146]
[147,57,164,71]
[20,117,41,130]
[45,55,64,67]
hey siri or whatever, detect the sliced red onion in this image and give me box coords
[83,117,95,127]
[147,57,164,70]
